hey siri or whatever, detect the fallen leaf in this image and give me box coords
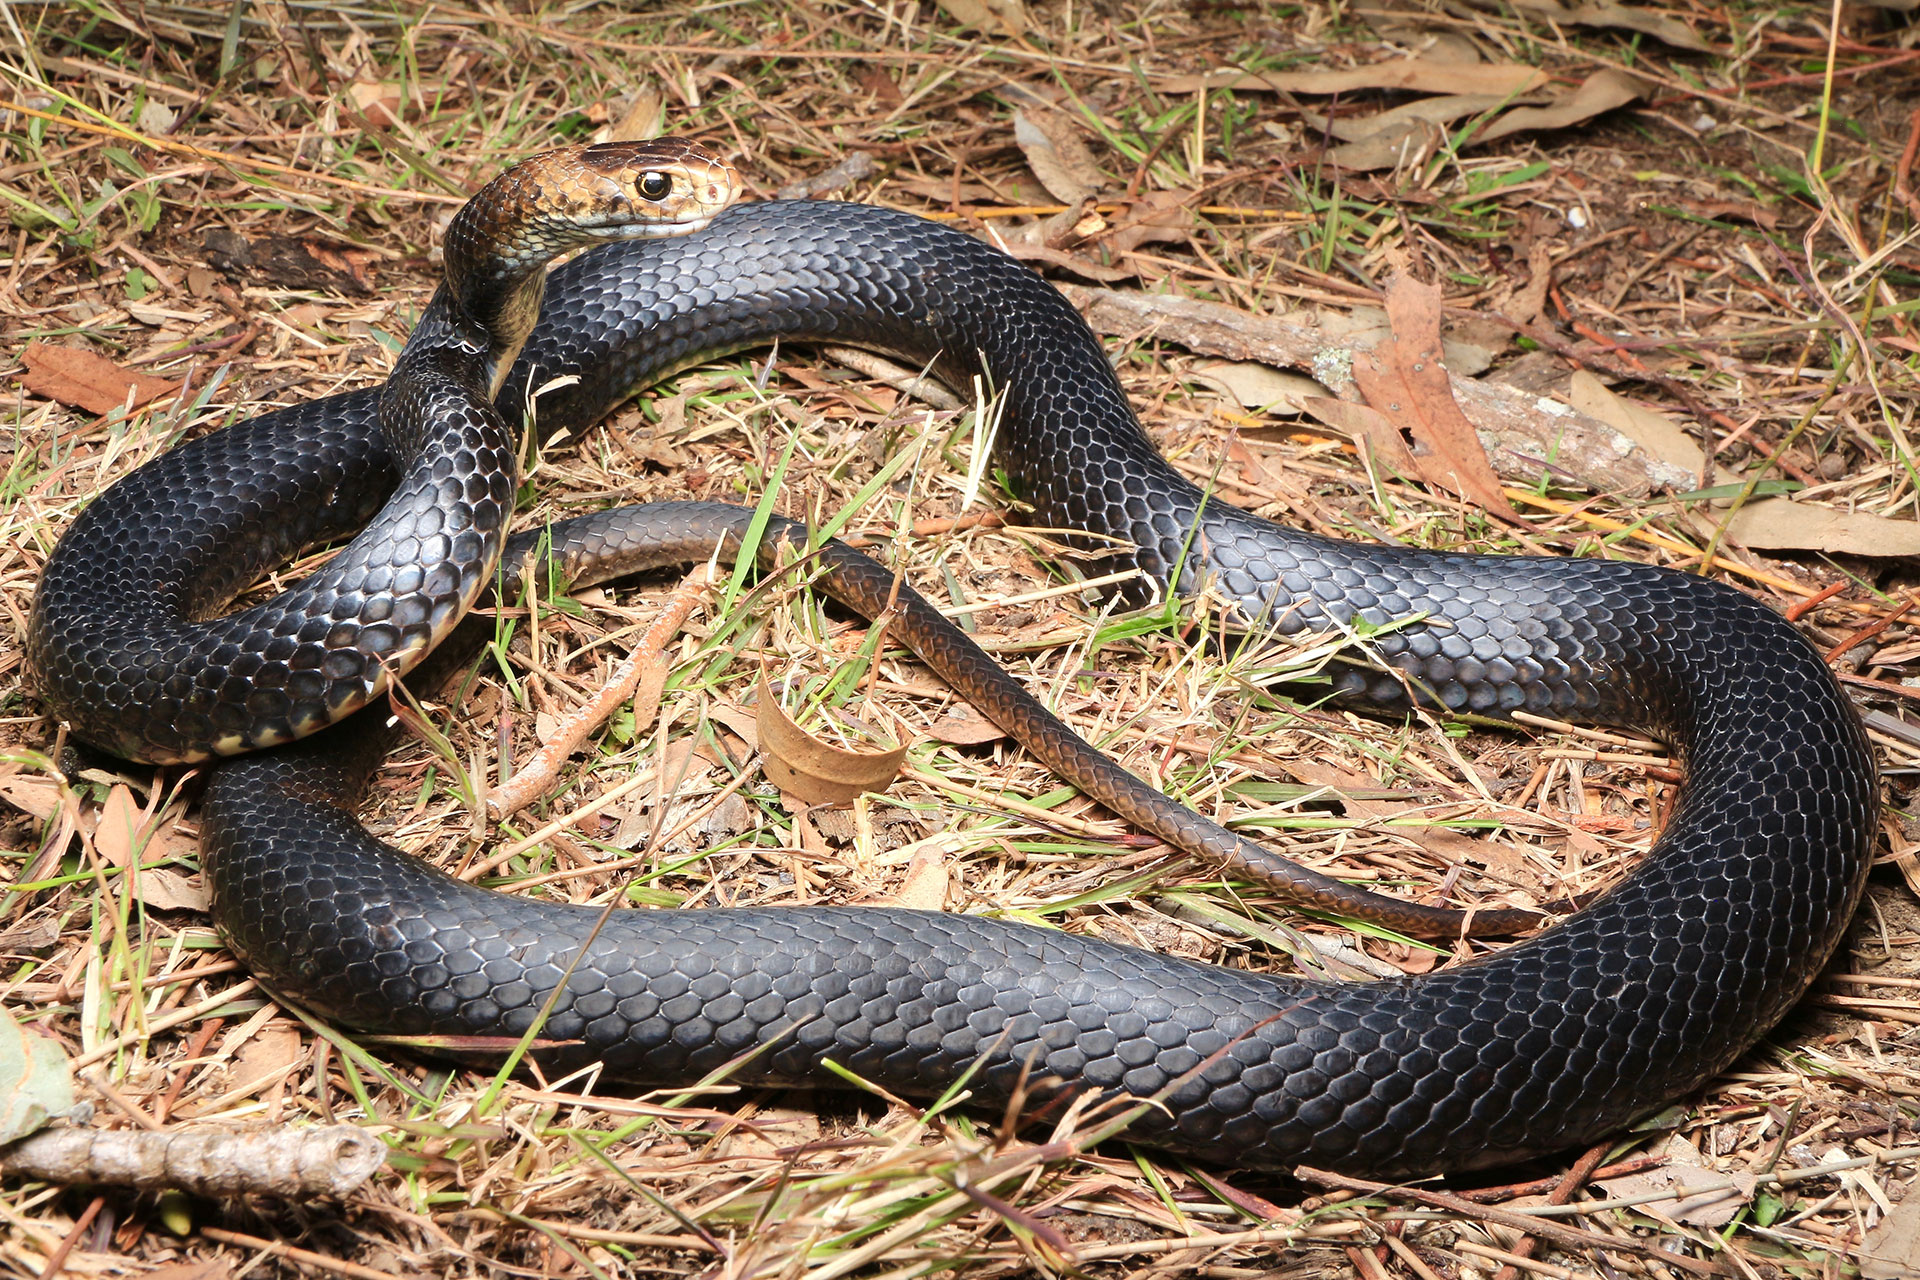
[1510,241,1555,330]
[927,705,1007,745]
[1012,108,1106,205]
[851,64,904,108]
[1595,1135,1755,1229]
[138,1263,232,1280]
[1351,275,1518,519]
[888,844,950,911]
[136,869,210,913]
[756,673,907,806]
[1301,396,1417,475]
[0,776,61,822]
[1724,499,1920,558]
[0,1005,75,1144]
[90,784,143,868]
[1059,283,1673,496]
[1478,69,1649,143]
[1862,1186,1920,1279]
[18,342,181,415]
[201,231,375,295]
[1322,308,1499,377]
[228,1025,305,1098]
[1154,59,1548,98]
[998,241,1137,283]
[1192,361,1328,414]
[1320,94,1534,144]
[934,0,1027,36]
[1327,116,1445,172]
[1101,190,1192,256]
[1506,0,1711,51]
[1317,91,1557,172]
[346,80,403,128]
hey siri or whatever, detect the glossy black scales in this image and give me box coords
[39,202,1879,1175]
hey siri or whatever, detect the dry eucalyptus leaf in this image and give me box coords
[1191,361,1326,414]
[345,80,403,128]
[927,705,1007,745]
[1506,0,1710,51]
[1320,309,1495,377]
[1060,283,1664,496]
[0,776,61,822]
[889,845,951,911]
[90,783,143,868]
[935,0,1027,35]
[1012,108,1106,205]
[1319,92,1538,143]
[1103,190,1191,254]
[1327,117,1444,173]
[137,868,210,913]
[1352,275,1516,519]
[1478,69,1649,143]
[756,673,908,805]
[228,1025,305,1097]
[1862,1189,1920,1279]
[0,1006,74,1144]
[1594,1135,1754,1229]
[137,1263,232,1280]
[1303,396,1419,476]
[1155,58,1547,97]
[1724,499,1920,558]
[19,342,181,415]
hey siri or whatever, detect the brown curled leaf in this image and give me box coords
[756,671,907,806]
[1351,274,1518,520]
[18,342,181,415]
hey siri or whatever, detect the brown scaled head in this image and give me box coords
[541,138,741,238]
[443,138,740,299]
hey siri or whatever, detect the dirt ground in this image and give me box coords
[3,1,1920,1277]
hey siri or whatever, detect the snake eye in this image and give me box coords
[638,171,673,201]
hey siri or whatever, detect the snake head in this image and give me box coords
[561,139,742,238]
[441,139,742,387]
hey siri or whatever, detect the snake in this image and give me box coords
[27,143,1877,1177]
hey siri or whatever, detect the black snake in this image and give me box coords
[28,143,1877,1176]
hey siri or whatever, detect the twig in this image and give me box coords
[1493,1141,1612,1280]
[199,1227,408,1280]
[34,1195,102,1280]
[485,566,710,820]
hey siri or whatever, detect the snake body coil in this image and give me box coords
[31,187,1877,1175]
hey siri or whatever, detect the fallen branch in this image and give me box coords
[1,1124,385,1197]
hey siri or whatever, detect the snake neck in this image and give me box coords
[441,189,557,399]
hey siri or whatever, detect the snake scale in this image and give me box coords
[28,143,1877,1176]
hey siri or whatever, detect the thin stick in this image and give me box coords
[199,1227,408,1280]
[1494,1141,1613,1280]
[486,566,709,820]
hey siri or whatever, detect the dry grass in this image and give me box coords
[2,1,1919,1277]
